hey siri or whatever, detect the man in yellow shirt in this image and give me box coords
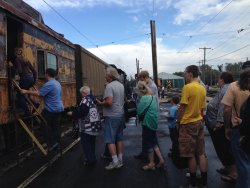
[177,65,207,188]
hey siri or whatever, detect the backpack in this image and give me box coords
[124,100,137,122]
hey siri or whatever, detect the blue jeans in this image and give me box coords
[231,128,250,188]
[17,75,35,115]
[81,132,96,162]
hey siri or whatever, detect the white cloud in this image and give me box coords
[23,0,172,10]
[22,0,250,77]
[131,16,138,22]
[87,39,201,77]
[173,0,222,25]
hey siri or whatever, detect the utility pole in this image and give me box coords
[199,47,212,84]
[150,20,158,86]
[136,58,139,77]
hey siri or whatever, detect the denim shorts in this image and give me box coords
[104,116,125,144]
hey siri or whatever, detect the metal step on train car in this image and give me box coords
[0,0,121,160]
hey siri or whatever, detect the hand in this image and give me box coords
[213,122,223,131]
[15,75,20,80]
[67,111,73,116]
[96,98,103,105]
[21,89,27,94]
[8,61,13,67]
[234,117,242,125]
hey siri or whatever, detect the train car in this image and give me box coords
[75,45,108,103]
[0,0,78,155]
[0,0,128,158]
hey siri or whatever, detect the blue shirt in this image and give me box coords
[39,79,64,113]
[167,105,177,129]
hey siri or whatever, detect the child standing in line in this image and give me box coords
[167,96,179,151]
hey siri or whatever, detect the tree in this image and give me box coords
[225,62,243,79]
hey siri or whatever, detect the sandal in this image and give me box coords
[156,161,165,169]
[216,167,228,175]
[221,174,237,183]
[142,164,155,171]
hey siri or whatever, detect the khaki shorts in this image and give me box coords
[179,120,205,158]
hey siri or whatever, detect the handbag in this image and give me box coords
[138,96,153,122]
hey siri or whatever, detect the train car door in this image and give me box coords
[6,16,22,106]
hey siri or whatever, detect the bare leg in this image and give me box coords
[154,146,165,164]
[188,156,197,173]
[116,141,124,155]
[108,143,117,156]
[198,154,207,172]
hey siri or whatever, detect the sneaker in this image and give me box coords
[117,160,123,168]
[105,162,120,170]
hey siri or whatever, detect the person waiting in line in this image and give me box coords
[134,70,159,160]
[205,72,237,182]
[221,61,250,188]
[21,68,64,152]
[136,81,164,170]
[13,47,37,116]
[96,66,125,170]
[67,86,101,166]
[177,65,207,188]
[166,96,179,154]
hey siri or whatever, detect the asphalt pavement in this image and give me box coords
[0,103,236,188]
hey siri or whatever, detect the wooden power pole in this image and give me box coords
[199,47,212,84]
[150,20,158,86]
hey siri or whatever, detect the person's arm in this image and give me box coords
[21,89,40,96]
[177,104,186,123]
[96,97,112,106]
[68,103,89,119]
[223,105,232,140]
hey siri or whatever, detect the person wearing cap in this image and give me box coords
[221,60,250,187]
[96,66,125,170]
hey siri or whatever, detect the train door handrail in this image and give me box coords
[12,79,48,156]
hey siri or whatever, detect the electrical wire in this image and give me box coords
[178,0,234,52]
[207,44,250,61]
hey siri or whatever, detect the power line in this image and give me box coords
[41,0,120,68]
[41,0,96,47]
[207,44,250,61]
[97,33,151,47]
[178,0,234,52]
[198,0,234,32]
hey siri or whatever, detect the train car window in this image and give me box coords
[37,50,45,78]
[47,53,57,71]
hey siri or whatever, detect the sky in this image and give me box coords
[23,0,250,78]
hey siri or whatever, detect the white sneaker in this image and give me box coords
[117,160,123,168]
[105,162,119,170]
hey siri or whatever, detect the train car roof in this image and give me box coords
[0,0,75,49]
